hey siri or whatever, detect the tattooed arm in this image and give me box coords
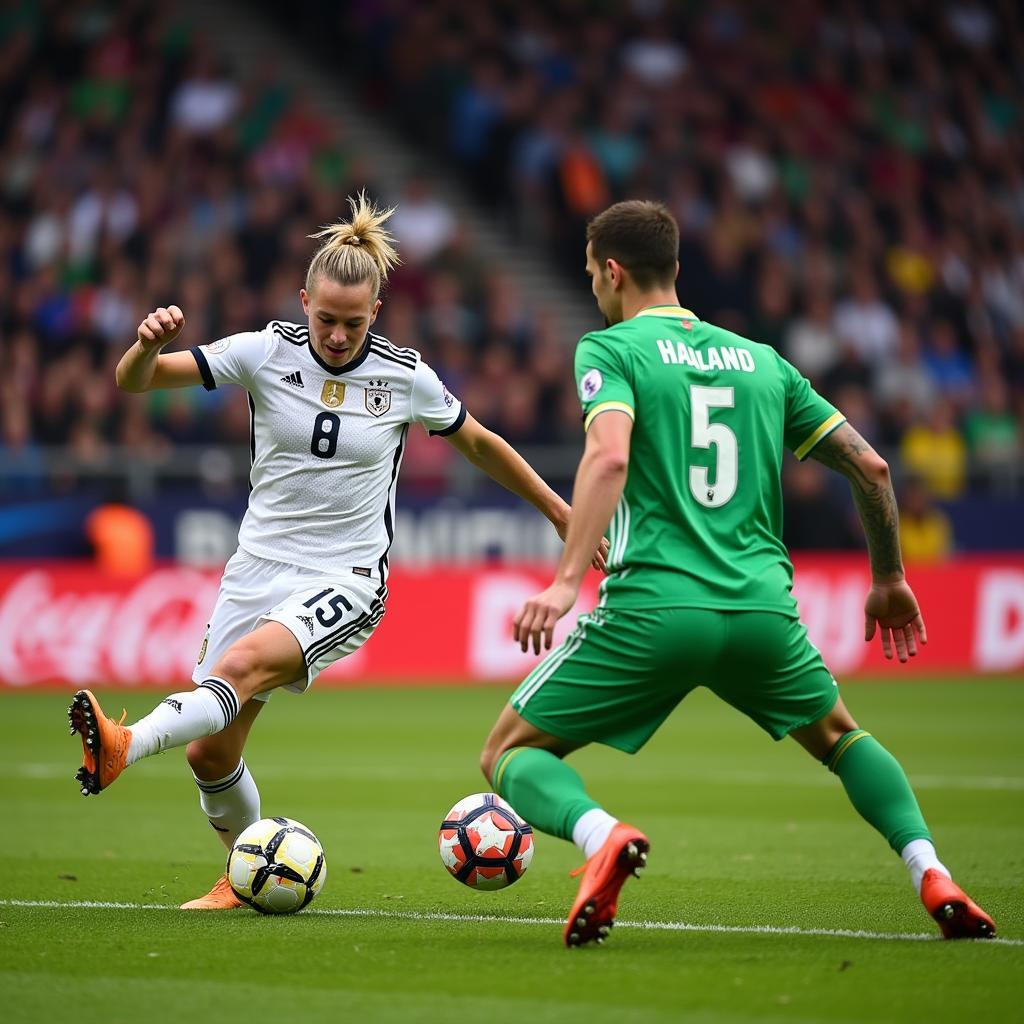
[808,423,927,662]
[808,423,903,581]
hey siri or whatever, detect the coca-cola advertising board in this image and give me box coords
[0,557,1022,688]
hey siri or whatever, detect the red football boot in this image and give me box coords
[564,823,649,947]
[920,869,996,939]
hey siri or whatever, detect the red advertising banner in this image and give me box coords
[0,558,1022,688]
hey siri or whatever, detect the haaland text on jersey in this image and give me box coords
[655,339,756,372]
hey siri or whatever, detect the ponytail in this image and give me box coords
[306,190,401,299]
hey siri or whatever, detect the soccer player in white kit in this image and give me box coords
[68,193,604,909]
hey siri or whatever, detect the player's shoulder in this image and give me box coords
[702,321,790,374]
[576,322,636,356]
[580,319,637,343]
[366,331,421,376]
[266,320,309,347]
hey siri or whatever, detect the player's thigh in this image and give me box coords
[707,612,840,742]
[509,608,713,755]
[257,576,385,695]
[192,549,296,686]
[210,620,307,700]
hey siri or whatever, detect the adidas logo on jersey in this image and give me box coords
[281,371,304,388]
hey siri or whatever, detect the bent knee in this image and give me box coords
[479,741,500,786]
[212,644,261,686]
[480,732,522,786]
[186,737,237,780]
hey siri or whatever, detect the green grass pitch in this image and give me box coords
[1,680,1022,1023]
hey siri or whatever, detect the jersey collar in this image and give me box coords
[307,336,373,376]
[635,304,699,320]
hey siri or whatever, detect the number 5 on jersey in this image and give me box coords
[689,385,736,508]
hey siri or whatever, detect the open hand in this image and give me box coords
[513,580,578,655]
[864,579,927,663]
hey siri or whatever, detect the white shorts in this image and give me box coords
[192,548,386,702]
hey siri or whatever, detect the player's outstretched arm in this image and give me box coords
[514,409,631,654]
[443,412,608,571]
[116,305,203,392]
[808,422,927,662]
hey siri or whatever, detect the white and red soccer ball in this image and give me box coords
[438,793,534,890]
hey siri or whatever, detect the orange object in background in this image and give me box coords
[560,142,609,218]
[85,503,155,577]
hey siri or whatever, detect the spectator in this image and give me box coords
[784,288,841,384]
[899,477,953,564]
[874,320,937,441]
[388,177,457,266]
[922,319,975,409]
[963,375,1021,479]
[0,399,44,496]
[833,265,900,364]
[85,494,155,577]
[900,399,968,500]
[170,52,240,136]
[782,458,861,551]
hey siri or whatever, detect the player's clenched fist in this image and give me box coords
[137,305,185,349]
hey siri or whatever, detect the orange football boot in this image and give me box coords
[68,689,132,796]
[565,823,649,947]
[180,875,245,910]
[920,869,996,939]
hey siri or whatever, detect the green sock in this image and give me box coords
[492,747,601,840]
[824,730,932,853]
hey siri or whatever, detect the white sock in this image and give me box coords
[193,760,261,849]
[572,808,619,859]
[126,677,240,765]
[901,838,950,895]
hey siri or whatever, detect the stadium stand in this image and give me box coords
[1,0,1022,556]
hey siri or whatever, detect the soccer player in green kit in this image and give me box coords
[480,200,996,947]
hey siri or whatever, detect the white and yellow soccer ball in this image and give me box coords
[227,817,326,914]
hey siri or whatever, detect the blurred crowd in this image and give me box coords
[336,0,1024,506]
[1,0,1023,557]
[0,0,587,487]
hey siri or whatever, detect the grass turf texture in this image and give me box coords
[1,680,1021,1024]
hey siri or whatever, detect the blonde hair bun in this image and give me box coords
[306,190,400,297]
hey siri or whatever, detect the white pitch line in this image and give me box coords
[0,899,1019,947]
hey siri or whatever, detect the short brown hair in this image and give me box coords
[586,200,679,288]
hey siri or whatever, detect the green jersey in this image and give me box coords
[575,305,844,616]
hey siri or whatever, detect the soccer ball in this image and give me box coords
[227,816,326,914]
[438,792,533,891]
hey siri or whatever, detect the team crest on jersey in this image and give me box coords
[320,381,346,408]
[365,380,391,417]
[203,338,231,354]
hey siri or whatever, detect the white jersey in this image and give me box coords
[191,321,465,583]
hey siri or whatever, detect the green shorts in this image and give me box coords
[509,607,838,753]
